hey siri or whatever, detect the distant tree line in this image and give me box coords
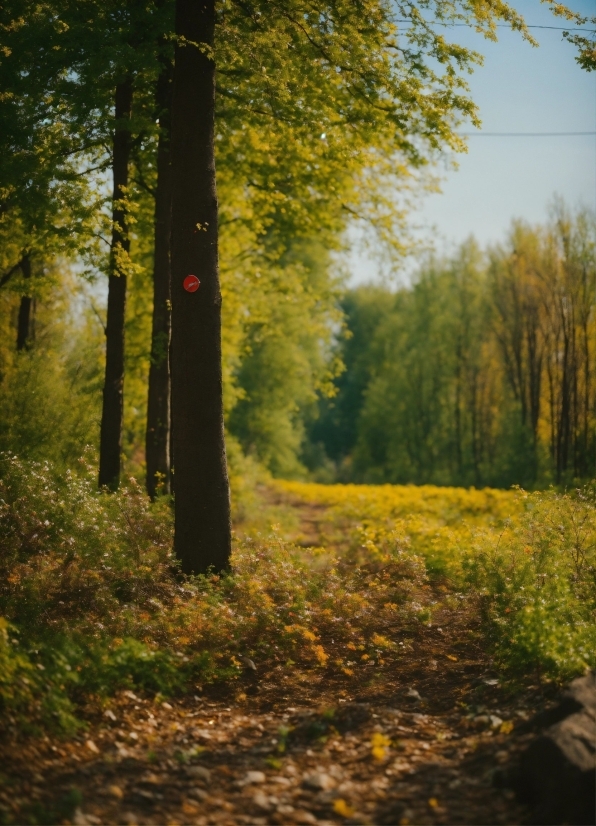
[309,205,596,488]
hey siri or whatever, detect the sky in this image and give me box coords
[348,0,596,283]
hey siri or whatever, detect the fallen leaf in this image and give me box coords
[333,798,355,818]
[500,720,514,734]
[371,732,391,761]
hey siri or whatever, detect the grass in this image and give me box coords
[275,479,596,680]
[0,454,594,736]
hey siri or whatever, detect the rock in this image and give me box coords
[187,765,211,782]
[518,671,596,825]
[189,788,208,801]
[293,811,317,824]
[405,688,422,701]
[528,670,596,731]
[303,771,336,791]
[253,792,273,811]
[85,739,99,754]
[562,671,596,716]
[243,770,266,785]
[276,804,295,815]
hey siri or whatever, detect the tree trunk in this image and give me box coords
[146,55,173,499]
[99,78,133,490]
[16,254,33,351]
[170,0,231,574]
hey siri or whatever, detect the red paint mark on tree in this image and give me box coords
[183,275,200,293]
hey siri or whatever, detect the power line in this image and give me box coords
[452,24,594,31]
[396,20,596,32]
[458,131,596,136]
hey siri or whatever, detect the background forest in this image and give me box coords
[1,203,594,491]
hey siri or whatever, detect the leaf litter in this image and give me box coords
[0,489,564,825]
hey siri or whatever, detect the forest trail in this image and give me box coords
[1,491,549,826]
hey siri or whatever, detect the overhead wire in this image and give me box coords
[458,131,596,136]
[395,21,596,32]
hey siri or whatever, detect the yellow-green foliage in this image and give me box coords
[467,488,596,680]
[273,480,596,679]
[0,456,428,732]
[274,479,519,575]
[1,459,594,735]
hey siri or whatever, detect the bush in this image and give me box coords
[274,479,596,682]
[466,487,596,680]
[0,454,431,733]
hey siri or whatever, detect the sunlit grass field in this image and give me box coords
[273,479,519,572]
[272,479,596,681]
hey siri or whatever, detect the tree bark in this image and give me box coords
[146,55,173,499]
[16,254,33,351]
[170,0,231,574]
[99,78,133,490]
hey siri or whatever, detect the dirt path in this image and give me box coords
[1,496,550,826]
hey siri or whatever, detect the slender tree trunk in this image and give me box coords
[99,78,133,490]
[170,0,231,574]
[16,254,33,351]
[146,56,173,499]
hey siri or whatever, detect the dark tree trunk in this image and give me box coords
[99,78,133,490]
[16,254,33,351]
[146,55,173,499]
[170,0,231,574]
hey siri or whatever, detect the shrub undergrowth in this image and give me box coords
[0,454,428,735]
[1,459,594,736]
[466,487,596,680]
[275,480,596,682]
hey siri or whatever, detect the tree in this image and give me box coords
[166,0,538,571]
[98,79,134,490]
[145,48,173,500]
[170,0,231,573]
[16,254,34,351]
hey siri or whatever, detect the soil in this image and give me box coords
[0,493,558,826]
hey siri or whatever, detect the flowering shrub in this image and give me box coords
[277,480,596,680]
[466,487,596,679]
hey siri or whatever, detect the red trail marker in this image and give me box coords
[183,275,200,293]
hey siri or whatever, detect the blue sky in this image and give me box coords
[349,0,596,281]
